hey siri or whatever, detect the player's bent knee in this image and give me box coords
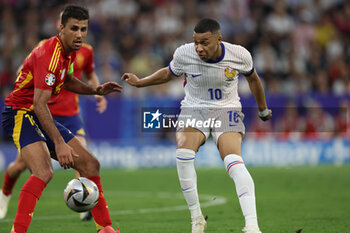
[77,154,100,176]
[89,156,100,171]
[15,160,27,172]
[9,160,25,172]
[34,169,53,184]
[177,140,201,152]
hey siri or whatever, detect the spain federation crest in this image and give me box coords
[224,66,237,81]
[45,73,56,86]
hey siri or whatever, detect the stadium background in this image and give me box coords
[0,1,349,233]
[0,0,349,168]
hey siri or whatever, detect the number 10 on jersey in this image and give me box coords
[208,88,222,100]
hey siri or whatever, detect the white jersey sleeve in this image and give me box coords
[169,45,186,77]
[236,45,254,75]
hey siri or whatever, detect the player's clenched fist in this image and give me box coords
[258,109,272,121]
[121,73,141,87]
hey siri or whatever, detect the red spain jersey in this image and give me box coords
[49,43,94,116]
[5,35,76,111]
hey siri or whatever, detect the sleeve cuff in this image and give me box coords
[242,67,254,76]
[168,64,182,77]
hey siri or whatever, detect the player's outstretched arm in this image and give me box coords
[245,69,272,121]
[33,88,78,169]
[121,67,176,88]
[64,74,122,95]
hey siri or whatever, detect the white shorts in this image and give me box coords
[176,107,245,144]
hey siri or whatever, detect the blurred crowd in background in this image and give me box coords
[0,0,349,140]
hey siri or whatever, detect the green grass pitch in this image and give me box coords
[0,165,349,233]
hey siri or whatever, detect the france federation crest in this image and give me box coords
[224,66,237,81]
[45,73,56,86]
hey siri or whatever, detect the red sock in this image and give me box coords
[88,176,112,230]
[13,176,46,233]
[2,170,19,196]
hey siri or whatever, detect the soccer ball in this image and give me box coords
[63,177,99,212]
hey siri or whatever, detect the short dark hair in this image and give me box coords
[61,5,89,26]
[194,18,220,34]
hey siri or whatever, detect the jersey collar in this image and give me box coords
[205,42,225,63]
[56,35,71,58]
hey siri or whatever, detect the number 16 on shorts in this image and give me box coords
[227,110,240,127]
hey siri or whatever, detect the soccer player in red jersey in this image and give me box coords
[0,43,104,221]
[51,42,106,221]
[0,13,106,222]
[1,5,121,233]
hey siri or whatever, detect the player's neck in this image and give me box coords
[211,43,223,61]
[58,34,73,55]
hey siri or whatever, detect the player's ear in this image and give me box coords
[217,33,222,44]
[59,24,64,33]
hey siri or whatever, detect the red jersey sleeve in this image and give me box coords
[32,43,58,91]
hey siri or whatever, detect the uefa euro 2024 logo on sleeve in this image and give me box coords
[143,109,162,129]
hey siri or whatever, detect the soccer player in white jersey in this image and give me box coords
[122,18,272,233]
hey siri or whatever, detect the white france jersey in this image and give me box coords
[169,41,254,108]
